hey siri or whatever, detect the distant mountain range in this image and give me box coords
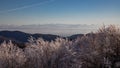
[0,31,84,44]
[0,24,99,36]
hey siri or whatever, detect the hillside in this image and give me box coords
[0,31,61,43]
[0,31,85,44]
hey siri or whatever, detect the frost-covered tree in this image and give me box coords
[74,25,120,68]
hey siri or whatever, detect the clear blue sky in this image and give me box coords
[0,0,120,25]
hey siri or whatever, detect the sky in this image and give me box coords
[0,0,120,25]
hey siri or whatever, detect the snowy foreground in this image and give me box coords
[0,25,120,68]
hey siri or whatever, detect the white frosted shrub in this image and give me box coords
[75,25,120,68]
[24,38,80,68]
[0,41,26,68]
